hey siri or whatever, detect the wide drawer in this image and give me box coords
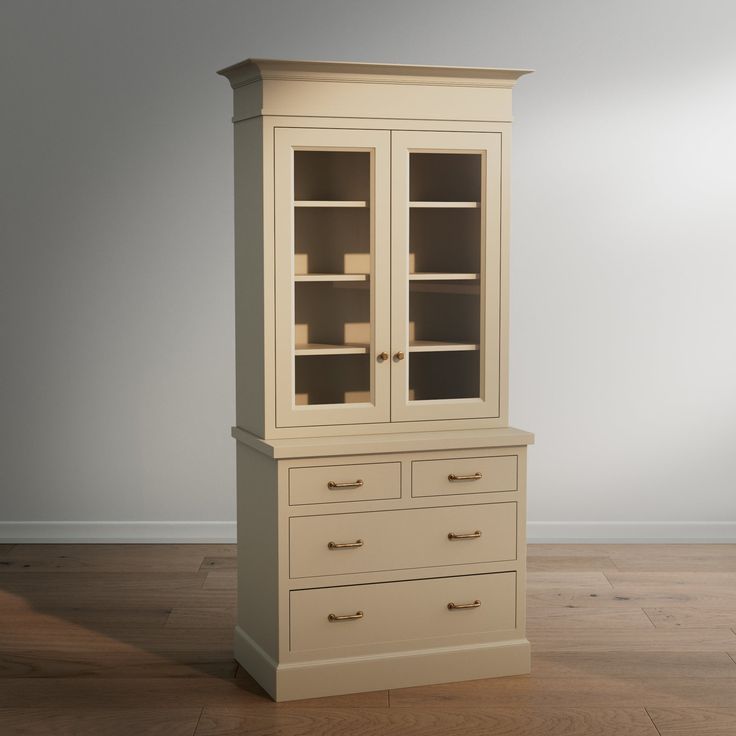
[412,455,518,498]
[289,502,517,578]
[289,462,401,506]
[290,571,516,652]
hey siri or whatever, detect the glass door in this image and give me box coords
[275,128,391,427]
[391,131,503,422]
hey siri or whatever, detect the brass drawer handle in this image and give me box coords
[378,351,389,362]
[327,539,364,550]
[448,600,481,610]
[327,479,364,489]
[448,472,483,482]
[448,530,482,541]
[328,610,364,622]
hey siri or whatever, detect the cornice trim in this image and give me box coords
[218,58,533,90]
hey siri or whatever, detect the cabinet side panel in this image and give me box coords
[237,443,279,659]
[498,129,511,425]
[515,446,527,634]
[234,117,266,436]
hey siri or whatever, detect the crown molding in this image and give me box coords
[218,58,533,90]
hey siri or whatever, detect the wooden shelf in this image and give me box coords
[409,340,480,353]
[295,274,369,282]
[295,343,370,356]
[409,201,480,209]
[408,282,480,295]
[409,273,479,281]
[294,200,368,208]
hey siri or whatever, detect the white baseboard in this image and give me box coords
[0,521,237,544]
[1,521,733,544]
[528,521,736,543]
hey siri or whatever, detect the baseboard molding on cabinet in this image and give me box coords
[528,521,736,543]
[0,521,237,543]
[234,625,530,702]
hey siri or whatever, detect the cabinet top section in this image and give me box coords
[218,58,533,123]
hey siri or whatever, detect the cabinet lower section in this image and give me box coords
[234,428,532,701]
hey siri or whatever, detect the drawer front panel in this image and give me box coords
[289,462,401,506]
[412,455,518,498]
[289,502,517,578]
[290,571,516,652]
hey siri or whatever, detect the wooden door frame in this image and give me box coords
[274,127,392,428]
[390,130,503,423]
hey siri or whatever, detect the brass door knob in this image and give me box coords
[394,351,405,361]
[378,352,389,361]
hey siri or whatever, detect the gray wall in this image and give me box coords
[2,0,735,541]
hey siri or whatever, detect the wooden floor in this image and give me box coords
[1,544,736,735]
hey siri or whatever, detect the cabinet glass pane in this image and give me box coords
[407,152,483,402]
[292,150,373,406]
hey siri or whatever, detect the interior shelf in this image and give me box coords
[409,282,480,295]
[294,200,369,208]
[409,201,480,209]
[409,273,479,281]
[295,343,370,356]
[295,274,369,282]
[409,340,480,353]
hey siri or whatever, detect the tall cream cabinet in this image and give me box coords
[218,58,534,701]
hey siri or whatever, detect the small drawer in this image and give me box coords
[412,455,518,498]
[290,571,516,652]
[289,502,516,578]
[289,462,401,506]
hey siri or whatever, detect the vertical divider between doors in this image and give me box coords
[389,130,393,422]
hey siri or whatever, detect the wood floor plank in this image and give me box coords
[194,706,658,736]
[648,707,736,735]
[528,544,626,558]
[0,652,237,679]
[606,572,736,587]
[388,676,736,708]
[0,571,208,591]
[601,572,736,606]
[608,545,736,572]
[528,555,619,572]
[199,557,237,571]
[15,663,726,709]
[528,572,614,589]
[0,707,202,736]
[0,545,16,554]
[527,606,654,630]
[0,677,386,709]
[0,590,236,614]
[528,627,736,652]
[528,585,736,608]
[166,608,236,629]
[0,608,172,628]
[203,571,237,590]
[0,625,233,652]
[531,652,736,679]
[0,544,235,573]
[644,607,736,628]
[0,574,234,611]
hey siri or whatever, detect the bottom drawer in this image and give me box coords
[290,572,516,652]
